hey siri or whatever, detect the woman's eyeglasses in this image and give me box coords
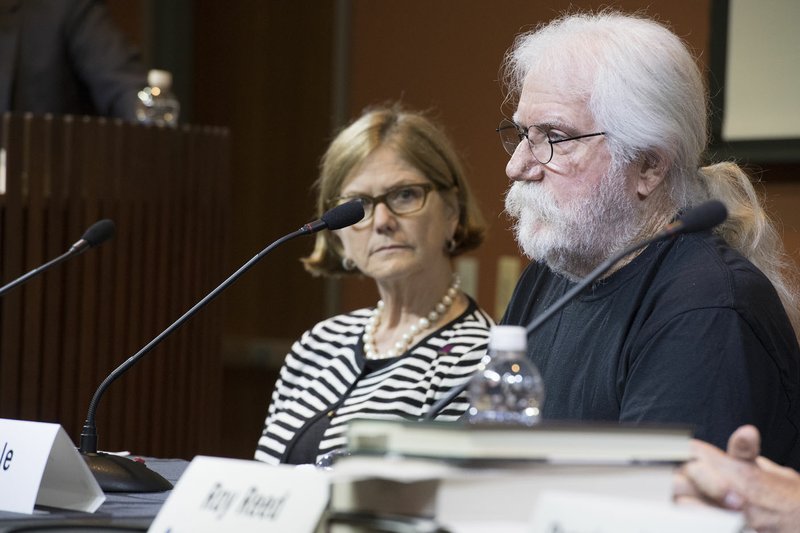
[330,183,438,228]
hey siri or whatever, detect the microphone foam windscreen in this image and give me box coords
[321,199,365,230]
[82,219,116,247]
[678,200,728,234]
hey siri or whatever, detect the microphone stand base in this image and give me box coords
[81,452,173,493]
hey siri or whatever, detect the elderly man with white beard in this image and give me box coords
[497,11,800,470]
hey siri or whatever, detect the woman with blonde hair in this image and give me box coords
[255,105,493,465]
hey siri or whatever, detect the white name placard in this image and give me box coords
[0,418,105,514]
[530,490,743,533]
[149,456,329,533]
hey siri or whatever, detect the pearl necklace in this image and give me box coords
[363,275,461,360]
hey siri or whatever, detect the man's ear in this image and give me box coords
[636,152,668,199]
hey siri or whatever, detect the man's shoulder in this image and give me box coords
[501,260,568,325]
[514,259,559,288]
[639,232,796,344]
[657,232,773,298]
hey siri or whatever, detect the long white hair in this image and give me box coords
[502,11,800,334]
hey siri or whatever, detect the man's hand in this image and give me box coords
[674,425,800,532]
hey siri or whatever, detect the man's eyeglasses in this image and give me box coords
[496,118,606,164]
[330,183,438,228]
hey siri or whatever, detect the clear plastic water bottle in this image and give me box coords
[467,325,545,425]
[135,69,180,127]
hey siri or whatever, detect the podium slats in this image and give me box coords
[0,113,229,459]
[40,116,67,424]
[21,114,46,422]
[0,114,24,416]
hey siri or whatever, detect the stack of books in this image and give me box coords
[323,419,739,532]
[344,418,692,464]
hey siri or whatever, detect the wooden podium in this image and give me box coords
[0,113,230,459]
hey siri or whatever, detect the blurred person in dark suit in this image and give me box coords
[0,0,146,120]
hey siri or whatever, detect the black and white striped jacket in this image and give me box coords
[255,298,493,465]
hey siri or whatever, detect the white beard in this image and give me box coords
[504,165,645,280]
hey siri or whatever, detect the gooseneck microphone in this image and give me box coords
[79,200,364,493]
[424,200,728,419]
[0,219,116,297]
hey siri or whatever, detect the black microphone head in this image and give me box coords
[320,199,365,230]
[82,219,116,248]
[676,200,728,234]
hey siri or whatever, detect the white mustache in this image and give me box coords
[505,181,562,225]
[502,166,647,279]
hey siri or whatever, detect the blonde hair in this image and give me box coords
[302,104,485,276]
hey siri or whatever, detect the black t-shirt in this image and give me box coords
[502,231,800,468]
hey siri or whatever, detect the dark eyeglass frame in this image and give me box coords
[330,183,439,227]
[496,118,606,164]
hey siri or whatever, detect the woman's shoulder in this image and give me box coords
[435,296,494,342]
[305,307,372,334]
[456,296,495,329]
[291,307,373,350]
[285,308,373,367]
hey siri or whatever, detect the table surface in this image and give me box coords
[0,457,189,532]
